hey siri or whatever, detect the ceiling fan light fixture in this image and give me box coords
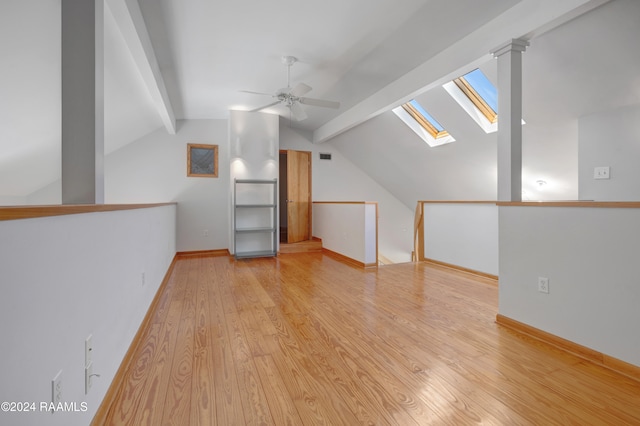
[241,54,339,121]
[281,55,297,66]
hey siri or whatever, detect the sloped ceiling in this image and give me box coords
[136,0,521,129]
[0,1,163,197]
[328,0,640,207]
[1,0,632,202]
[0,1,61,198]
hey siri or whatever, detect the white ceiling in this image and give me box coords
[1,0,633,200]
[137,0,520,128]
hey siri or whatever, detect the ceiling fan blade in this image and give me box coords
[299,97,340,109]
[249,101,281,112]
[289,82,312,97]
[289,102,308,121]
[239,90,273,97]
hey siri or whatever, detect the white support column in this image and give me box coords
[61,0,105,204]
[492,39,528,202]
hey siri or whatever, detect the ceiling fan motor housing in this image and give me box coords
[281,55,297,66]
[243,54,339,121]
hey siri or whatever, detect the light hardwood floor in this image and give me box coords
[100,253,640,425]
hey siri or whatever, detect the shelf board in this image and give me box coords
[236,204,276,208]
[235,179,277,184]
[235,227,276,233]
[234,178,277,260]
[235,250,277,259]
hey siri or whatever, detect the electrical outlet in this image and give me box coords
[52,370,62,407]
[538,277,550,294]
[141,271,145,286]
[203,229,209,237]
[85,334,93,366]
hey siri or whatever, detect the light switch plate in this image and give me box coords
[594,166,610,179]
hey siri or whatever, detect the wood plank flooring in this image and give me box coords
[100,253,640,425]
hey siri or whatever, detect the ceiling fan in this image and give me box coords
[241,56,340,121]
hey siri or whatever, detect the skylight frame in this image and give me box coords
[392,100,455,148]
[401,101,450,140]
[453,73,497,124]
[443,68,525,134]
[443,68,499,134]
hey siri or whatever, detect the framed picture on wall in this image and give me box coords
[187,143,218,177]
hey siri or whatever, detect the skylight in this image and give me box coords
[392,100,455,147]
[458,69,498,121]
[403,100,448,138]
[443,68,498,133]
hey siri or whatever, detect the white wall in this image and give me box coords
[106,119,229,252]
[229,111,279,255]
[313,203,377,265]
[26,181,61,205]
[499,205,640,367]
[280,125,413,263]
[0,205,176,425]
[24,120,229,253]
[364,203,377,264]
[327,110,498,206]
[578,104,640,201]
[423,203,498,275]
[0,196,26,205]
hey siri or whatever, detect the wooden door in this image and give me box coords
[286,150,311,243]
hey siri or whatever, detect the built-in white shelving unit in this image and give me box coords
[233,179,277,259]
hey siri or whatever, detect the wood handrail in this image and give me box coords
[418,200,498,204]
[312,201,376,205]
[497,201,640,208]
[417,200,640,208]
[0,203,176,221]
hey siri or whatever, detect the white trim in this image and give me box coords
[392,106,456,147]
[491,38,530,57]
